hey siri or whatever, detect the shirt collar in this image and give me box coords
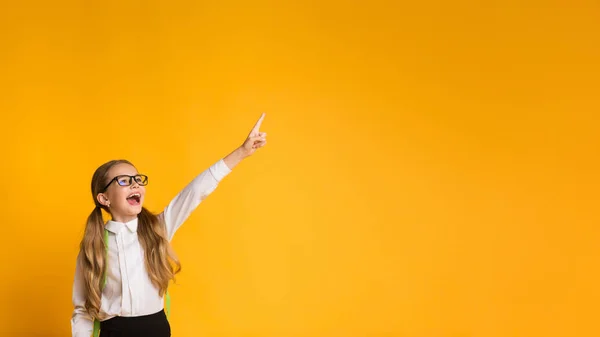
[105,217,138,234]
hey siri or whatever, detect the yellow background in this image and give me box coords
[1,1,599,336]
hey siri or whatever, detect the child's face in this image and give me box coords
[98,163,146,223]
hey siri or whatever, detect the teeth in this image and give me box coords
[128,193,141,198]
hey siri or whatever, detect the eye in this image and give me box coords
[116,176,131,186]
[135,175,148,185]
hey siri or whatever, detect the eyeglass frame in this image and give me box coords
[102,174,148,192]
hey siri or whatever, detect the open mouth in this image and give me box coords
[126,193,142,206]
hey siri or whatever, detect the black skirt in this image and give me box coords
[99,310,170,337]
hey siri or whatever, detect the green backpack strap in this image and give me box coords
[165,290,171,319]
[92,320,101,337]
[92,229,171,337]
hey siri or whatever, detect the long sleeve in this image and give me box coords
[161,159,231,240]
[71,252,93,337]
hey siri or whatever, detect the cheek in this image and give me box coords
[109,188,129,202]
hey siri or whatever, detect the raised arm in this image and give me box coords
[161,113,267,239]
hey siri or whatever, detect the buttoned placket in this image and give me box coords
[115,226,131,316]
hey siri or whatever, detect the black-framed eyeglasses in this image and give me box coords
[103,174,148,192]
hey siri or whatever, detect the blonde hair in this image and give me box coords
[79,160,181,319]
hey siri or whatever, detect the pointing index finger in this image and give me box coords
[251,113,266,133]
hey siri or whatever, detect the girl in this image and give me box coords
[71,114,267,337]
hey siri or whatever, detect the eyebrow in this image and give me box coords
[111,173,140,177]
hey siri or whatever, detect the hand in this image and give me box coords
[240,113,267,157]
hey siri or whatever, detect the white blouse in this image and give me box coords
[71,159,231,337]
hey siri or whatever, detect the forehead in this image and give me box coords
[107,163,138,178]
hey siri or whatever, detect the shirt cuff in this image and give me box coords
[209,159,232,182]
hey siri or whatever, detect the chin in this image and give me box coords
[125,205,143,216]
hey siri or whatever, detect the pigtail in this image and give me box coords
[79,206,106,320]
[137,207,181,297]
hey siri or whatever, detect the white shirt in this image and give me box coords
[71,159,231,337]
